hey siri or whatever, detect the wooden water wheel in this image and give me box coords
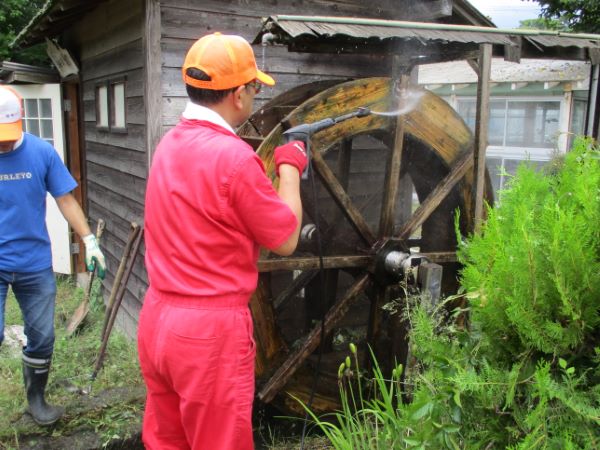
[239,77,493,415]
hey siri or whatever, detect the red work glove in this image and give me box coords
[274,140,307,176]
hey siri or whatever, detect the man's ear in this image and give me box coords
[231,85,246,111]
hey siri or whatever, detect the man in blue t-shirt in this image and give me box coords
[0,85,106,426]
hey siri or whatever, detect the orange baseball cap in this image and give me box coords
[0,86,23,142]
[182,32,275,90]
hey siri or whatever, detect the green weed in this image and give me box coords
[0,275,144,448]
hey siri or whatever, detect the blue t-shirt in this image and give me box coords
[0,133,77,271]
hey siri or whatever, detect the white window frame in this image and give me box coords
[95,84,109,129]
[453,95,567,199]
[95,77,127,133]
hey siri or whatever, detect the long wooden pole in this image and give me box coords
[472,43,492,233]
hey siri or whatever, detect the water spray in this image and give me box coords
[370,88,425,117]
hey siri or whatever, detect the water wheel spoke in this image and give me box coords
[379,113,407,238]
[311,149,376,245]
[257,274,371,403]
[397,150,474,240]
[258,255,372,272]
[273,270,317,311]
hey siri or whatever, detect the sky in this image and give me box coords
[468,0,543,29]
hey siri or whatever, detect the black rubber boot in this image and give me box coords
[22,354,64,426]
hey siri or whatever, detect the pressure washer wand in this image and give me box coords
[282,107,371,179]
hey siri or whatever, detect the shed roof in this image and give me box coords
[418,58,590,85]
[255,15,600,63]
[13,0,107,49]
[0,61,60,84]
[14,0,494,49]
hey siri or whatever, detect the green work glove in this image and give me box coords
[82,234,106,279]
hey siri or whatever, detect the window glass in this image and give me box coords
[24,99,38,117]
[569,99,587,149]
[21,99,54,144]
[486,157,503,194]
[457,99,506,146]
[97,85,109,128]
[26,119,40,136]
[506,101,559,148]
[111,82,126,128]
[457,99,476,130]
[40,99,52,118]
[41,119,54,139]
[488,100,506,146]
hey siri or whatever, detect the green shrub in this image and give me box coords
[303,138,600,449]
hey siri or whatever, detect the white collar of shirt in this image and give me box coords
[11,133,24,150]
[182,102,236,134]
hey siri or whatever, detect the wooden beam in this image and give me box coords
[397,150,473,240]
[143,0,162,170]
[257,274,371,403]
[504,36,522,63]
[466,58,479,74]
[422,251,458,263]
[586,64,600,139]
[258,255,372,272]
[473,43,492,233]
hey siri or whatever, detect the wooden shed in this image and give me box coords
[13,0,493,338]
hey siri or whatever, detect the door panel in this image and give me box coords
[14,84,72,275]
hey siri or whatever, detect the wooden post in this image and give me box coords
[64,82,87,275]
[472,44,492,233]
[143,0,162,169]
[585,64,600,140]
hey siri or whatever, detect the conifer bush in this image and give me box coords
[449,137,600,448]
[304,138,600,449]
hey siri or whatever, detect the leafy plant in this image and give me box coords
[0,0,49,65]
[300,137,600,449]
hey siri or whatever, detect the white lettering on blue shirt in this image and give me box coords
[0,172,32,181]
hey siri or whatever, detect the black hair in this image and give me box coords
[185,68,237,106]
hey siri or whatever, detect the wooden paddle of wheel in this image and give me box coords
[238,77,493,415]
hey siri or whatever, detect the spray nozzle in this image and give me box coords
[283,107,372,142]
[356,107,371,117]
[282,107,372,180]
[261,32,276,46]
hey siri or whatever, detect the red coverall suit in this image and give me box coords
[139,104,297,450]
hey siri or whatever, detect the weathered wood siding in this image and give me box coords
[60,0,453,339]
[66,0,147,338]
[159,0,449,134]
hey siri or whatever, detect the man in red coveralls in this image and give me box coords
[138,32,307,450]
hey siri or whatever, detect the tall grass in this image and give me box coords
[0,275,144,448]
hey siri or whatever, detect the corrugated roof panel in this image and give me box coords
[529,36,600,49]
[262,15,600,59]
[278,20,515,46]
